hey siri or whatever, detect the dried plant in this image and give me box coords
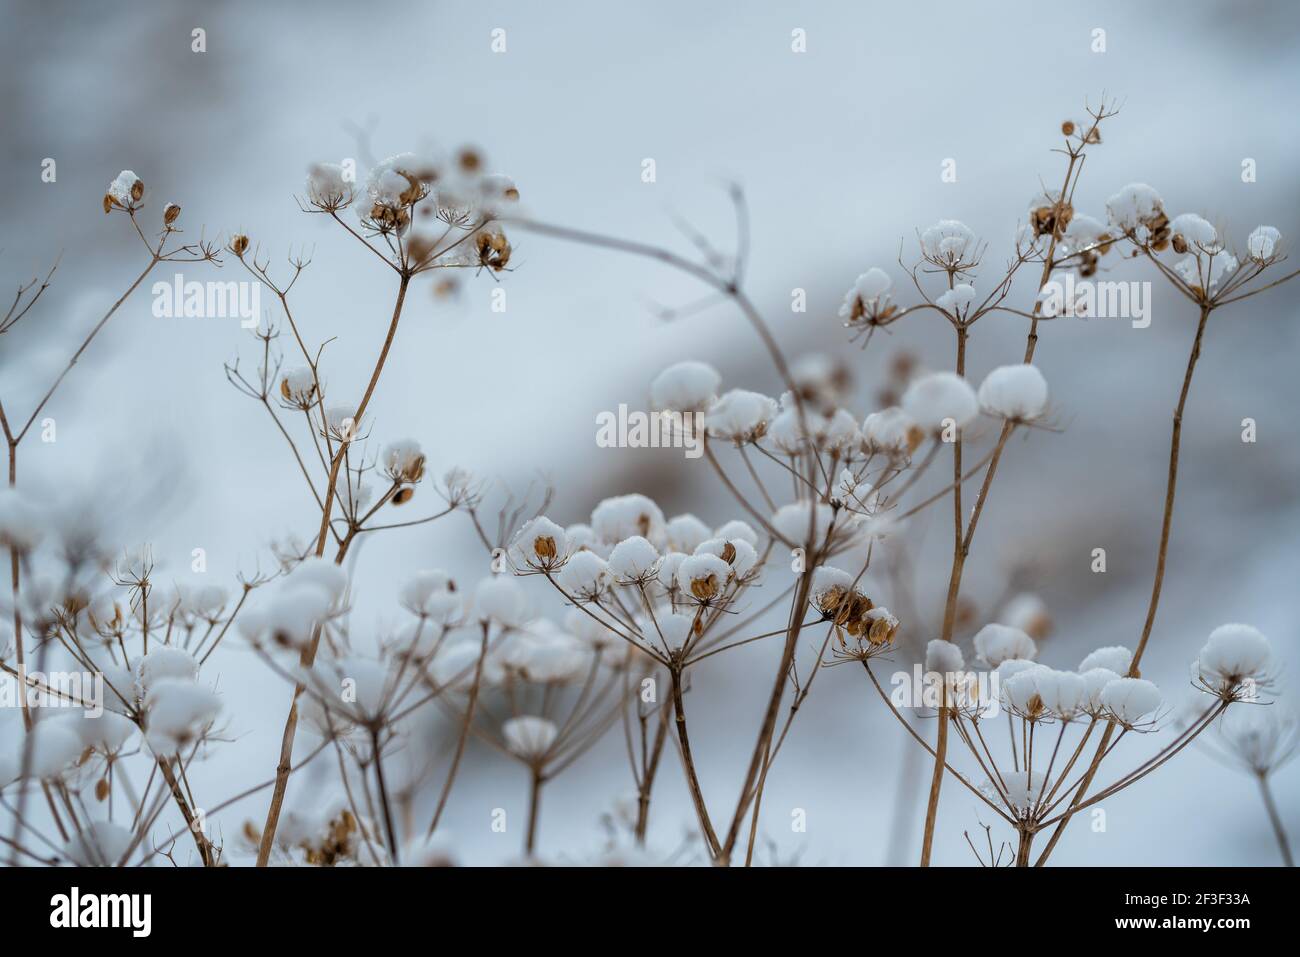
[1,100,1296,870]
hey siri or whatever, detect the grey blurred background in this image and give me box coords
[2,0,1298,865]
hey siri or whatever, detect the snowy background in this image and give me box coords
[2,0,1298,865]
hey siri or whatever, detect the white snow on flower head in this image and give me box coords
[1246,225,1281,263]
[692,536,758,580]
[1010,668,1087,721]
[1062,213,1109,253]
[656,551,687,591]
[977,364,1048,422]
[474,575,530,628]
[364,153,425,209]
[381,439,426,484]
[1079,645,1132,675]
[1049,670,1088,720]
[996,658,1041,684]
[1002,665,1050,718]
[136,646,198,694]
[676,553,731,603]
[1170,213,1220,252]
[650,360,722,414]
[591,494,666,547]
[665,514,712,553]
[323,404,365,442]
[1105,183,1165,233]
[901,372,978,431]
[107,170,142,206]
[1000,593,1050,639]
[400,570,460,621]
[704,389,778,444]
[510,622,592,683]
[714,520,758,547]
[862,407,918,457]
[935,283,977,316]
[1100,677,1162,727]
[973,623,1037,667]
[503,716,558,761]
[1195,623,1272,692]
[280,366,318,405]
[556,550,610,601]
[985,770,1046,815]
[608,536,660,582]
[60,710,136,756]
[814,408,862,452]
[839,267,894,322]
[306,162,354,209]
[565,523,597,553]
[770,500,853,549]
[1174,252,1238,294]
[144,679,221,753]
[925,640,964,675]
[763,405,806,455]
[63,821,136,867]
[1080,668,1120,717]
[809,565,854,609]
[0,721,81,786]
[512,516,567,570]
[921,219,976,267]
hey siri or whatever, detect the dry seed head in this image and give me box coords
[230,234,250,257]
[392,487,415,505]
[164,203,181,226]
[1061,120,1076,136]
[690,573,720,602]
[533,535,557,562]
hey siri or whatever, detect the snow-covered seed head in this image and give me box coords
[1169,213,1220,255]
[650,360,722,415]
[1079,645,1132,676]
[1080,667,1121,718]
[925,639,965,675]
[399,570,459,621]
[607,535,661,584]
[1105,183,1169,248]
[306,162,355,212]
[839,268,896,325]
[381,439,426,485]
[229,234,250,258]
[279,367,319,408]
[862,407,924,459]
[163,203,181,226]
[104,170,143,213]
[1246,225,1282,264]
[676,553,730,604]
[556,550,610,601]
[977,364,1049,422]
[704,389,778,444]
[1029,190,1073,239]
[1194,623,1273,699]
[1099,676,1162,728]
[665,513,712,553]
[901,372,978,432]
[502,716,559,762]
[474,575,531,629]
[1001,593,1052,640]
[972,623,1037,667]
[935,283,977,318]
[591,494,666,547]
[513,516,567,571]
[920,219,977,270]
